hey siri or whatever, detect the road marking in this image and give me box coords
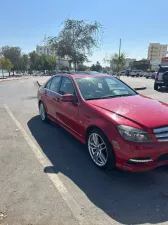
[4,104,90,225]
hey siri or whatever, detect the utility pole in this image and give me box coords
[118,38,121,79]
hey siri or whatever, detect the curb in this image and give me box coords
[0,77,29,83]
[134,86,147,91]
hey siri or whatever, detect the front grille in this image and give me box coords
[153,126,168,142]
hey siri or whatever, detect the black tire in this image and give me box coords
[146,77,149,79]
[87,128,116,170]
[39,102,48,122]
[154,83,159,91]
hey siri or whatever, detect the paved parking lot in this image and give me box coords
[0,76,168,225]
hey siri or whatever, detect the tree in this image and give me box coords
[90,64,96,71]
[77,64,87,71]
[90,61,102,72]
[1,46,21,75]
[104,53,126,75]
[95,61,102,72]
[0,57,13,78]
[20,54,29,73]
[29,51,39,71]
[47,56,56,71]
[46,19,102,71]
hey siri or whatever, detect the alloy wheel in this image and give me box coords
[88,133,108,167]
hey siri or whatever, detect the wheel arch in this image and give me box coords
[85,125,109,143]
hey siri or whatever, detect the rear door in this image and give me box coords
[44,76,62,119]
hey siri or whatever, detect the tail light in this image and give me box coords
[155,72,159,80]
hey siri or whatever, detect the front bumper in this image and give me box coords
[113,140,168,172]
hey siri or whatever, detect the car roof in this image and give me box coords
[53,73,110,79]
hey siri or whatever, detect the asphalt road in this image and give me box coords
[0,77,168,225]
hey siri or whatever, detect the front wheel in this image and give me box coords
[87,129,116,170]
[154,83,159,91]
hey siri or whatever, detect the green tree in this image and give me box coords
[95,61,102,72]
[46,19,102,71]
[90,64,96,71]
[104,53,126,75]
[77,64,87,71]
[29,51,39,71]
[0,57,13,78]
[20,54,29,73]
[47,56,56,71]
[1,46,21,75]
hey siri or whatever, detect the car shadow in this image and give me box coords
[158,87,168,93]
[28,116,168,225]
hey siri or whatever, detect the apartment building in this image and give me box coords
[36,45,56,56]
[36,45,69,69]
[147,43,168,61]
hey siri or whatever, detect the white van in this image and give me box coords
[130,70,144,77]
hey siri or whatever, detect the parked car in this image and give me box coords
[154,66,168,90]
[144,71,156,79]
[119,71,126,76]
[38,73,168,172]
[130,70,144,77]
[126,70,131,76]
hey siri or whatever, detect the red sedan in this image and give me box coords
[37,73,168,172]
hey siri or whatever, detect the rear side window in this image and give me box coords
[50,76,61,92]
[159,67,168,73]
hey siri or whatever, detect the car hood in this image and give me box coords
[88,95,168,129]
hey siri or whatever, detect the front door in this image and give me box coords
[57,76,83,136]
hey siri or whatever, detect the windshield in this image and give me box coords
[75,76,137,100]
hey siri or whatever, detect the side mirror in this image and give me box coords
[61,94,74,102]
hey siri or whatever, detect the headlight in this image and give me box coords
[117,125,153,142]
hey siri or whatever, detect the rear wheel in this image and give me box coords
[154,83,159,91]
[87,128,116,170]
[39,102,48,122]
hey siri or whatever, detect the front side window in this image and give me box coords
[49,76,61,92]
[75,76,137,100]
[59,77,75,95]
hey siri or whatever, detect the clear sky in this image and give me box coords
[1,0,168,65]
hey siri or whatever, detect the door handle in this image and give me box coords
[54,97,61,102]
[44,90,47,95]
